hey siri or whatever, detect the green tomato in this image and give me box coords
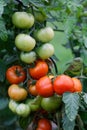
[41,94,62,112]
[26,96,42,111]
[12,12,34,29]
[9,99,19,113]
[34,11,47,22]
[36,27,54,42]
[20,51,36,64]
[36,43,54,59]
[15,34,36,52]
[16,103,31,117]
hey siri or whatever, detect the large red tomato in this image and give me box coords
[36,76,54,97]
[53,74,74,95]
[6,65,26,84]
[36,118,52,130]
[29,60,48,79]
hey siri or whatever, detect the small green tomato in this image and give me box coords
[9,99,19,113]
[20,51,37,64]
[16,103,31,117]
[15,34,36,52]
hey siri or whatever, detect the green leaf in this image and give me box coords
[63,92,80,121]
[0,59,6,82]
[83,36,87,48]
[62,114,75,130]
[0,18,8,41]
[81,48,87,66]
[0,97,8,110]
[64,16,77,38]
[0,0,6,16]
[83,93,87,104]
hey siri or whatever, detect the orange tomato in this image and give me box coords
[28,84,38,96]
[8,84,28,101]
[72,78,82,92]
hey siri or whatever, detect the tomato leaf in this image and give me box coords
[63,92,80,121]
[0,0,6,16]
[83,93,87,104]
[83,36,87,48]
[0,18,8,41]
[0,59,6,82]
[0,97,8,110]
[62,114,75,130]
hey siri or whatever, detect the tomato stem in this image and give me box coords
[50,57,58,75]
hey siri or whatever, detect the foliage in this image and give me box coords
[0,0,87,130]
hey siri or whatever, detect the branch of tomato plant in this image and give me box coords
[55,112,62,130]
[15,0,28,8]
[51,22,64,32]
[76,114,85,130]
[49,57,58,75]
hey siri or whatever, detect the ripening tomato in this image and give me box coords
[28,84,38,96]
[41,94,62,112]
[6,65,26,84]
[29,60,49,79]
[8,84,28,101]
[72,78,82,92]
[36,118,52,130]
[36,76,54,97]
[53,74,74,95]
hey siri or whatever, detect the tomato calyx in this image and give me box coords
[15,66,25,77]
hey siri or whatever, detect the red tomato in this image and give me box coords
[53,74,74,95]
[6,65,26,84]
[29,60,48,79]
[36,118,52,130]
[36,76,54,97]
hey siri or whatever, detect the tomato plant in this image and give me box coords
[29,60,49,79]
[36,76,54,97]
[0,0,87,130]
[6,65,26,84]
[8,84,28,101]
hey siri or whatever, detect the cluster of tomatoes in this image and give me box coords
[6,11,82,130]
